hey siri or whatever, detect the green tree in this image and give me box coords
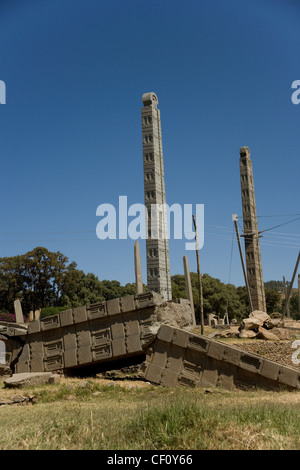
[0,254,25,312]
[290,293,299,320]
[0,247,73,313]
[265,287,281,314]
[172,273,249,322]
[59,268,106,307]
[264,280,284,291]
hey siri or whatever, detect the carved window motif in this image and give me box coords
[144,135,153,143]
[144,153,154,162]
[145,171,154,181]
[240,354,261,371]
[149,267,159,278]
[248,267,255,276]
[148,248,158,258]
[143,116,152,125]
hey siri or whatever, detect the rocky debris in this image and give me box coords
[0,364,11,377]
[271,328,291,340]
[238,329,257,339]
[230,339,300,371]
[256,327,279,341]
[211,310,291,341]
[4,372,61,388]
[0,394,35,406]
[98,364,145,381]
[150,299,194,335]
[242,311,270,330]
[240,310,291,340]
[265,318,283,329]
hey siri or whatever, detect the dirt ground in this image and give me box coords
[229,338,300,370]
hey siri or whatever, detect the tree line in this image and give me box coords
[0,247,136,319]
[0,247,298,321]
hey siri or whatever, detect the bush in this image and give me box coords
[0,312,28,323]
[40,306,69,319]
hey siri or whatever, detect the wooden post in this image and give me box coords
[281,251,300,321]
[183,255,196,325]
[283,275,290,318]
[192,214,204,335]
[232,214,254,312]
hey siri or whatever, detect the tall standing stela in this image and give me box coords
[141,92,172,301]
[239,146,266,312]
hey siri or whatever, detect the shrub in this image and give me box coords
[0,312,28,323]
[40,306,69,319]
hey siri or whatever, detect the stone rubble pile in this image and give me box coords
[211,310,290,341]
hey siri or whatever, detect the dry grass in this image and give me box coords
[1,376,300,450]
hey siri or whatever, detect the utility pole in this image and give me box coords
[283,275,290,318]
[232,214,254,312]
[281,251,300,322]
[192,214,204,335]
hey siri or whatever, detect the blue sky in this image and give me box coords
[0,0,299,288]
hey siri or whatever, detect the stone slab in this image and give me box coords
[12,293,193,374]
[143,325,300,391]
[4,372,60,388]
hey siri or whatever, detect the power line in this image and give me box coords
[0,230,94,235]
[257,213,300,218]
[206,224,300,238]
[260,216,300,234]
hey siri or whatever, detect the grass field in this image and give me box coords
[1,376,300,450]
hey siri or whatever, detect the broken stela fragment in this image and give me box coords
[142,324,300,391]
[0,294,300,391]
[0,293,193,375]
